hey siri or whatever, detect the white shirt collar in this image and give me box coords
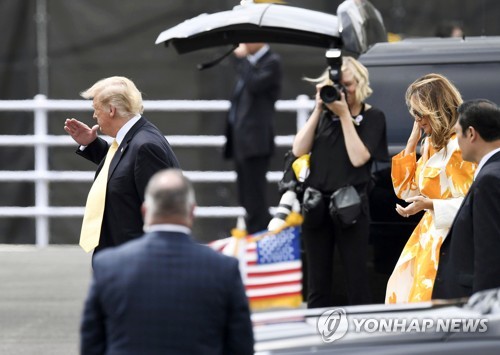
[247,44,269,65]
[143,224,191,235]
[474,147,500,180]
[115,114,141,145]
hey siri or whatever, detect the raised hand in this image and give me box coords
[64,118,99,146]
[405,121,422,155]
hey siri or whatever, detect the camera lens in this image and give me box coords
[320,85,341,103]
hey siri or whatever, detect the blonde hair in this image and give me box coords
[406,73,462,150]
[81,76,144,118]
[304,56,373,103]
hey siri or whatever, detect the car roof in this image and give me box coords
[360,36,500,66]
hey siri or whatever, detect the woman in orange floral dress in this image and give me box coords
[386,73,476,304]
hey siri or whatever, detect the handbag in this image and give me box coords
[301,186,326,226]
[329,185,362,227]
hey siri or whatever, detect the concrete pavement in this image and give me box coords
[0,245,92,355]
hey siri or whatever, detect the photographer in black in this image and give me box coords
[293,55,388,307]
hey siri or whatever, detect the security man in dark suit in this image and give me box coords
[433,99,500,299]
[64,76,179,254]
[224,43,282,234]
[80,169,254,355]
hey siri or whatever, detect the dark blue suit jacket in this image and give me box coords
[80,231,254,355]
[77,117,180,252]
[433,151,500,299]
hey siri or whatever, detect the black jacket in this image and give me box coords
[224,49,282,161]
[77,117,179,253]
[433,151,500,299]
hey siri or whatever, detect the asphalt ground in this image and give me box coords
[0,245,293,354]
[0,245,92,355]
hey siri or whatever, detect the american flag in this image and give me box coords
[210,225,303,310]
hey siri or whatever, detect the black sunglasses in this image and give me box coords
[409,108,424,120]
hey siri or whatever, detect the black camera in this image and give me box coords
[320,84,345,103]
[320,49,345,104]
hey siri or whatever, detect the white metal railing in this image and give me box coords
[0,94,314,246]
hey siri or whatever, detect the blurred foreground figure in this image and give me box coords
[80,169,254,355]
[433,99,500,299]
[64,76,179,254]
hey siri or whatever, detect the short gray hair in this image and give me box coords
[144,169,196,218]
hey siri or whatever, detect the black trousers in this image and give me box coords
[302,197,372,307]
[235,155,271,234]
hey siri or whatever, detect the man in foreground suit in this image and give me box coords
[80,169,254,354]
[64,76,179,254]
[433,99,500,299]
[224,43,282,234]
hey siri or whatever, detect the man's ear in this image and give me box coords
[468,126,478,143]
[190,204,196,219]
[188,204,196,226]
[141,202,146,219]
[109,105,116,117]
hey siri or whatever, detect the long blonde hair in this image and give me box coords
[304,56,373,103]
[406,73,462,150]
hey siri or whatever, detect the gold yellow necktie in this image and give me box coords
[79,140,119,252]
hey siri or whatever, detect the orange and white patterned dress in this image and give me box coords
[386,135,476,304]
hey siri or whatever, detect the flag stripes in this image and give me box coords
[209,225,303,310]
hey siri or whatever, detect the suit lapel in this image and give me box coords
[108,117,147,181]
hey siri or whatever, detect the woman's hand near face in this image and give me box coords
[327,92,371,167]
[405,121,422,156]
[292,85,323,156]
[323,91,351,120]
[313,85,323,110]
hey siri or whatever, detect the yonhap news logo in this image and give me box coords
[316,308,349,342]
[317,308,488,343]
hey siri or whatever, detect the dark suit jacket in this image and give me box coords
[224,49,282,161]
[433,151,500,299]
[80,231,254,355]
[77,117,180,252]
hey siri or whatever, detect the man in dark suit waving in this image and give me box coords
[433,99,500,299]
[64,76,179,254]
[80,169,254,354]
[224,43,282,234]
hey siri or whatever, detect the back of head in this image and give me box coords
[458,99,500,142]
[406,73,462,150]
[81,76,143,118]
[144,169,196,226]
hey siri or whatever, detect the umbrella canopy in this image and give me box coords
[155,0,386,56]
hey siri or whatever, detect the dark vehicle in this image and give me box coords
[252,288,500,354]
[361,36,500,277]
